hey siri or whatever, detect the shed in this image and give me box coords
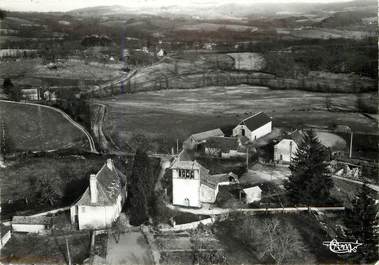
[241,186,262,204]
[12,216,52,234]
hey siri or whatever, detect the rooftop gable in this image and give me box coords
[191,128,224,142]
[204,136,240,153]
[239,112,271,131]
[75,159,122,206]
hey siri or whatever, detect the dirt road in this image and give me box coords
[106,231,154,265]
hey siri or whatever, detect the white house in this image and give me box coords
[157,48,166,57]
[12,216,52,234]
[171,150,238,208]
[183,128,224,150]
[70,159,126,230]
[0,225,11,249]
[21,88,39,101]
[233,112,272,141]
[203,136,246,158]
[274,139,298,163]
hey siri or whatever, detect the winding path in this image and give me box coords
[0,99,97,153]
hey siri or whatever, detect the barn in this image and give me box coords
[233,112,272,141]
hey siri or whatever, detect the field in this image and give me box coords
[0,58,126,87]
[227,53,265,71]
[287,28,375,40]
[0,101,91,152]
[0,232,90,264]
[97,85,377,152]
[176,23,258,32]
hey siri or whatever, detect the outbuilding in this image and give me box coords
[233,112,272,141]
[240,186,262,204]
[12,216,52,234]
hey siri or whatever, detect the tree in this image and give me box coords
[128,149,150,225]
[259,218,307,265]
[34,175,64,206]
[2,78,13,95]
[344,182,378,263]
[284,130,333,205]
[0,9,6,20]
[2,78,21,102]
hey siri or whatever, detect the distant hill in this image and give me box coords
[66,0,377,20]
[317,10,377,28]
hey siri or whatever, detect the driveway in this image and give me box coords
[106,231,154,265]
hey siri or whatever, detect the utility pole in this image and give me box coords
[65,237,72,265]
[349,131,353,158]
[176,139,179,154]
[246,146,249,170]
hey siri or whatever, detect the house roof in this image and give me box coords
[1,224,11,235]
[204,137,240,153]
[239,112,271,131]
[75,159,123,206]
[243,186,262,194]
[190,129,224,142]
[201,172,239,189]
[12,216,52,226]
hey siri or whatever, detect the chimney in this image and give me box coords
[90,174,98,204]
[106,158,113,170]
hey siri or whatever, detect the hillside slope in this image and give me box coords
[0,101,92,152]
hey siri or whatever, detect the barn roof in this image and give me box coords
[276,130,304,146]
[239,112,271,131]
[204,137,240,153]
[190,129,224,142]
[75,159,123,206]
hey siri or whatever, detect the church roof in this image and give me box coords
[75,159,123,207]
[239,112,271,131]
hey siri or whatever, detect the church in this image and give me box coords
[171,150,238,208]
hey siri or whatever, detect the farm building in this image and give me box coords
[171,150,238,208]
[274,130,347,163]
[274,130,303,163]
[12,216,52,234]
[240,186,262,204]
[233,112,272,141]
[183,128,224,150]
[21,88,40,101]
[203,136,246,158]
[70,159,127,230]
[157,48,167,57]
[0,225,11,249]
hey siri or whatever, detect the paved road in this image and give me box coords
[106,231,154,265]
[0,100,97,153]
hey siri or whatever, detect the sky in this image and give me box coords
[0,0,353,12]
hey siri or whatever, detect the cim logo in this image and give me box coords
[323,239,363,254]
